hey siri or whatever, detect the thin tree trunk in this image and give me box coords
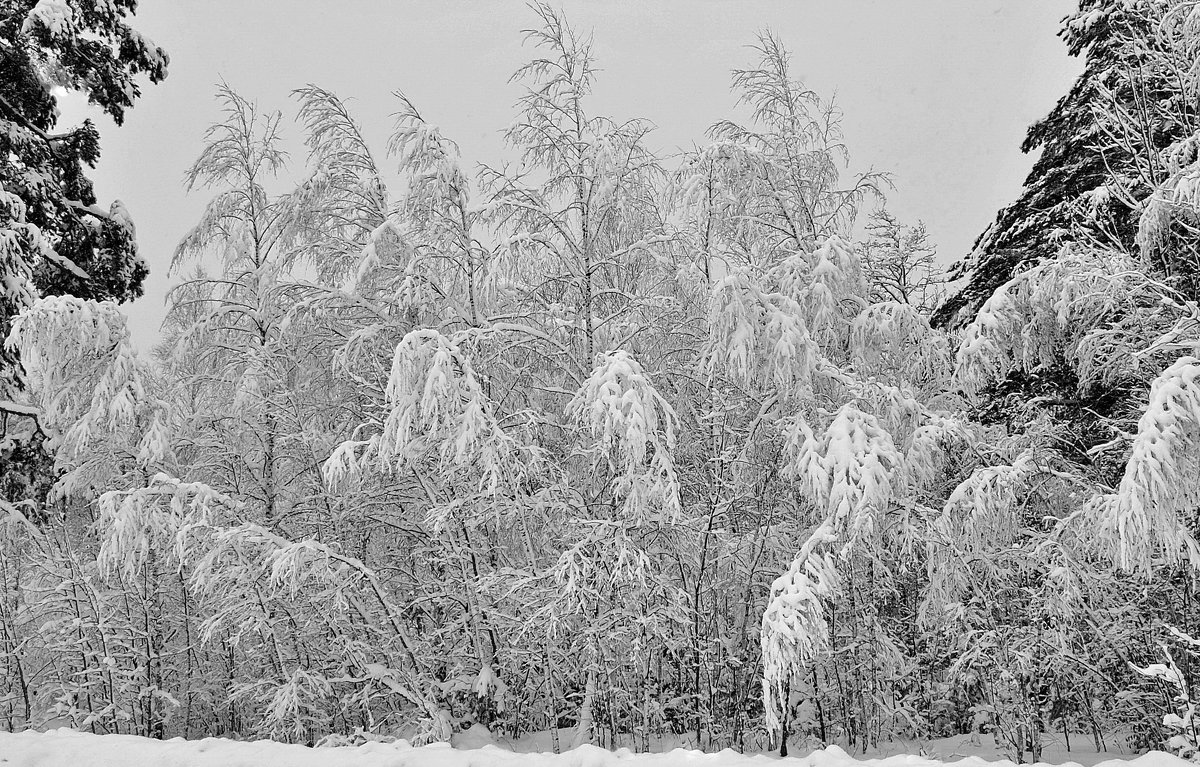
[573,662,596,748]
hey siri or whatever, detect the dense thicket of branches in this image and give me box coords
[5,3,1200,763]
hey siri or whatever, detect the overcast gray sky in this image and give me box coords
[63,1,1082,350]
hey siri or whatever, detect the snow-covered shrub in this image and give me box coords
[1134,626,1200,761]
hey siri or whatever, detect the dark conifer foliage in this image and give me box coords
[0,0,168,378]
[935,1,1169,327]
[1,0,167,515]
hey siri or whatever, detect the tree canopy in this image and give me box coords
[1,0,167,492]
[7,3,1200,763]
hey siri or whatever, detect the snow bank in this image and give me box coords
[0,729,1188,767]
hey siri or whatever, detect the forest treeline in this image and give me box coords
[5,1,1200,762]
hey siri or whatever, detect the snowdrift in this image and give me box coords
[0,729,1189,767]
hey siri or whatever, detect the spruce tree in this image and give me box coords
[935,0,1170,327]
[1,0,166,505]
[1,0,167,386]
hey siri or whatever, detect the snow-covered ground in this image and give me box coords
[469,728,1149,767]
[0,729,1188,767]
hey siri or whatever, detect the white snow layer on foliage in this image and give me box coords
[1138,130,1200,264]
[0,181,47,308]
[850,301,948,381]
[0,730,1187,767]
[323,329,516,493]
[761,405,902,732]
[7,296,167,471]
[21,0,74,38]
[953,249,1139,397]
[948,245,1200,573]
[787,405,902,549]
[1079,357,1200,574]
[568,349,681,520]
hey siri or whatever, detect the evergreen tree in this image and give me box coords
[1,0,167,501]
[934,1,1200,469]
[934,0,1173,327]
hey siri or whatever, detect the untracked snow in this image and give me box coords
[0,730,1188,767]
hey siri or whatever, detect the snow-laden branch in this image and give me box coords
[1072,356,1200,574]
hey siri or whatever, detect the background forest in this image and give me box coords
[4,1,1200,763]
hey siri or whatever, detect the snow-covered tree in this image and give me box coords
[17,4,1200,756]
[167,84,305,530]
[0,0,167,348]
[857,209,942,313]
[1,0,167,515]
[937,0,1198,327]
[949,213,1200,757]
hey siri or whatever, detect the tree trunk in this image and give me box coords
[573,663,597,748]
